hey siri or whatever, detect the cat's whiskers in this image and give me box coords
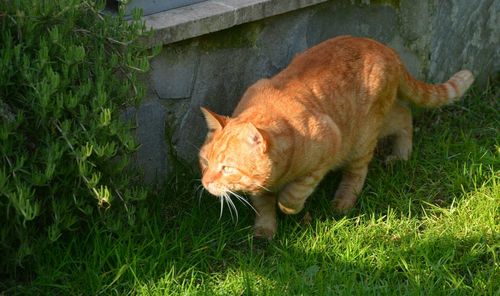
[218,195,224,220]
[187,141,201,153]
[194,183,205,206]
[227,189,257,214]
[224,193,239,222]
[222,194,231,220]
[255,183,271,192]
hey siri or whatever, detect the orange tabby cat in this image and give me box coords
[199,36,474,239]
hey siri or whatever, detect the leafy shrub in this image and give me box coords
[0,0,156,273]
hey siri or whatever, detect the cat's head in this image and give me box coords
[199,107,272,197]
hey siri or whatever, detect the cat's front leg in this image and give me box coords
[250,193,277,239]
[278,172,324,215]
[331,154,372,213]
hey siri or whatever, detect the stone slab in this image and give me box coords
[142,0,329,46]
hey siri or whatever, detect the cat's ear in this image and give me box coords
[242,123,268,153]
[200,107,227,133]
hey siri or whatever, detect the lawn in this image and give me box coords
[6,87,499,295]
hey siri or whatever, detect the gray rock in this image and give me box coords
[306,2,398,46]
[256,10,310,70]
[151,45,200,99]
[429,0,499,83]
[128,97,168,183]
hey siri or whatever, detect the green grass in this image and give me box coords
[4,88,499,295]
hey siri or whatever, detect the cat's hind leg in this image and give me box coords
[278,171,325,215]
[331,151,373,213]
[251,193,277,239]
[379,102,413,163]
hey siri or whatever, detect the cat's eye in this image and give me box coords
[221,166,237,175]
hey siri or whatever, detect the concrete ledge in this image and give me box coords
[143,0,329,47]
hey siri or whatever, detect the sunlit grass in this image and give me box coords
[7,87,498,295]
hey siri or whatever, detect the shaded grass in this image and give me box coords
[4,88,499,295]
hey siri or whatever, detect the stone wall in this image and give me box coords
[132,0,499,182]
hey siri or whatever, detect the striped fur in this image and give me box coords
[199,36,474,239]
[399,69,474,107]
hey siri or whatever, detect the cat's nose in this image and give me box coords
[202,174,214,188]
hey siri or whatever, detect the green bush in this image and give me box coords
[0,0,155,272]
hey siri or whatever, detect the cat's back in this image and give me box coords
[271,35,401,92]
[234,35,403,124]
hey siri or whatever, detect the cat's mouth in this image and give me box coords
[202,183,257,220]
[204,183,227,197]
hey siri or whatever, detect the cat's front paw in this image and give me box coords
[384,144,411,164]
[331,195,357,213]
[384,153,408,164]
[254,225,276,240]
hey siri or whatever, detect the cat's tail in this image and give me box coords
[398,68,474,107]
